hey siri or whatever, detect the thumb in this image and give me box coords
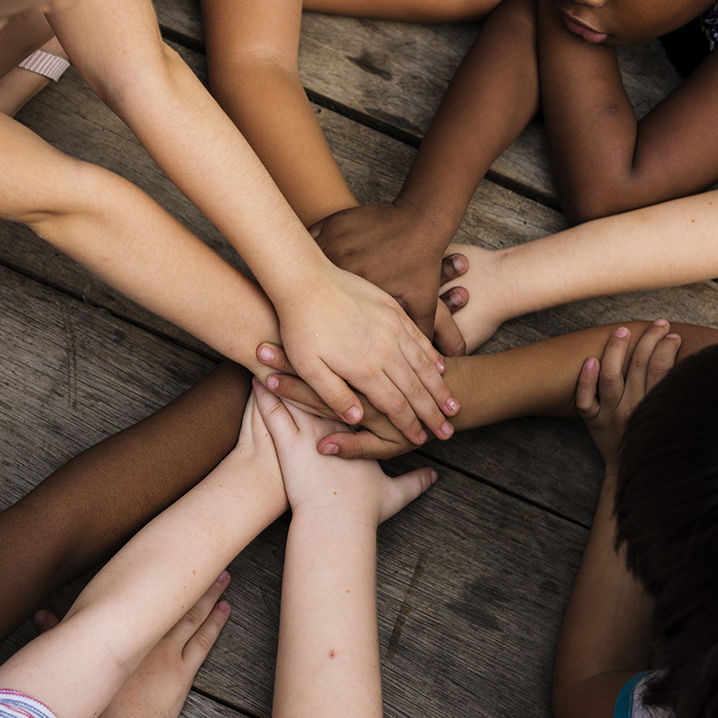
[308,218,325,240]
[433,301,466,357]
[379,467,438,523]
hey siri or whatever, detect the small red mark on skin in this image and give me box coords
[691,218,695,223]
[346,589,350,593]
[329,650,336,659]
[192,570,196,576]
[333,491,337,495]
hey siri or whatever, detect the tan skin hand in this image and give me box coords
[576,320,681,469]
[311,200,458,345]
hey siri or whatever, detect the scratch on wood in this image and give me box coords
[61,304,78,410]
[385,552,426,662]
[346,51,392,81]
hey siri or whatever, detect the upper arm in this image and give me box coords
[555,671,638,718]
[629,50,718,207]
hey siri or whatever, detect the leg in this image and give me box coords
[0,361,250,641]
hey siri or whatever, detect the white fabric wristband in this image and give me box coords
[18,50,70,82]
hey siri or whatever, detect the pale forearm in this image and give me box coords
[0,452,288,716]
[490,191,718,322]
[27,158,279,375]
[400,0,538,238]
[49,0,330,303]
[274,513,382,718]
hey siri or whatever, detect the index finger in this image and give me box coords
[318,428,407,461]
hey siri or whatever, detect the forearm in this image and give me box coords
[0,361,250,641]
[0,9,53,75]
[274,512,382,717]
[537,0,635,222]
[0,442,288,716]
[485,191,718,323]
[48,0,331,304]
[445,322,718,431]
[400,0,538,242]
[553,469,653,718]
[1,114,279,374]
[202,0,357,227]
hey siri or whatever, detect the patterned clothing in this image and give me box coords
[614,672,673,718]
[0,690,58,718]
[701,1,718,50]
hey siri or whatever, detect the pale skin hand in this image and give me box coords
[32,575,232,718]
[553,322,680,718]
[439,187,718,353]
[278,264,460,444]
[252,381,436,718]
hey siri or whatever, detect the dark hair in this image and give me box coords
[615,345,718,718]
[615,344,718,717]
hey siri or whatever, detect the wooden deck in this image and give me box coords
[1,3,716,716]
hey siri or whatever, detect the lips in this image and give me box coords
[560,11,608,44]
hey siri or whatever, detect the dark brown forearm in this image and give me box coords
[399,0,539,240]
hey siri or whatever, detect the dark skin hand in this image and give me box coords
[311,198,456,350]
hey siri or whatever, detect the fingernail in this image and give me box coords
[653,319,668,326]
[259,346,275,362]
[216,600,231,613]
[430,469,438,483]
[267,375,279,390]
[345,407,362,423]
[436,359,446,373]
[446,397,460,414]
[417,430,428,444]
[34,610,47,631]
[666,333,680,339]
[217,570,230,584]
[440,421,454,439]
[451,254,466,272]
[584,358,596,371]
[321,443,339,455]
[615,327,629,338]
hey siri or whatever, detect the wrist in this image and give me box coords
[290,502,379,536]
[393,192,460,251]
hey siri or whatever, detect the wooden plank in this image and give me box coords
[0,265,213,507]
[153,0,682,203]
[183,690,250,717]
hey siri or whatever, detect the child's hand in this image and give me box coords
[252,380,437,524]
[576,320,681,469]
[255,346,460,459]
[274,262,459,446]
[310,201,464,355]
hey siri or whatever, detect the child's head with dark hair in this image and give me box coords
[615,344,718,717]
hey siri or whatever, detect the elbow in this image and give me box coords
[559,187,632,226]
